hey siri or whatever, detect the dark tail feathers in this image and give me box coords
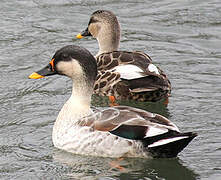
[142,131,197,158]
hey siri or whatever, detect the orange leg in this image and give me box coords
[109,157,125,171]
[163,97,169,106]
[109,96,119,106]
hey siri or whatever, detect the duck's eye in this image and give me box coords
[61,53,68,59]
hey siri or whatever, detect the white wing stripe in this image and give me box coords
[113,64,145,80]
[144,126,168,138]
[148,136,189,148]
[148,64,160,75]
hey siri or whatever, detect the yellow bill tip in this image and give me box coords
[29,72,45,79]
[76,33,83,39]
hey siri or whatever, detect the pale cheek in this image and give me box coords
[89,24,100,38]
[56,61,83,78]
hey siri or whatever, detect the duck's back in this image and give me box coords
[94,51,171,102]
[96,51,152,70]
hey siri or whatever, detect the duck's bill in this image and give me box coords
[29,72,44,79]
[76,28,92,39]
[29,64,56,79]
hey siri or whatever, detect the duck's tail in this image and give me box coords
[142,131,197,158]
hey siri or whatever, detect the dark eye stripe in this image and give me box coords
[88,18,98,25]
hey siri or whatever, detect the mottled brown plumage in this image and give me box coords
[77,10,171,102]
[93,51,171,102]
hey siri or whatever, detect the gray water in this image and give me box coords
[0,0,220,179]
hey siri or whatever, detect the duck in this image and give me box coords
[29,45,196,158]
[76,10,171,104]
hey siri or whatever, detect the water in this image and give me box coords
[0,0,220,179]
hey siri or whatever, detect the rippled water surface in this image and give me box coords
[0,0,221,179]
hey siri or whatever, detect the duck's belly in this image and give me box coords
[52,126,149,158]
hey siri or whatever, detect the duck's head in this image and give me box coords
[29,45,97,88]
[77,10,121,55]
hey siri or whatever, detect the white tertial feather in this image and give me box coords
[148,64,160,75]
[145,126,168,138]
[148,136,189,148]
[113,64,145,80]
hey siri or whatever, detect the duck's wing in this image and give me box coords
[93,68,170,98]
[81,106,179,139]
[79,106,197,158]
[96,51,171,92]
[95,51,171,93]
[121,75,170,93]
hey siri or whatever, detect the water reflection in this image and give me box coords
[53,149,198,180]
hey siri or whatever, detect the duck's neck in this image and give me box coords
[96,25,120,56]
[69,79,93,112]
[56,79,93,125]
